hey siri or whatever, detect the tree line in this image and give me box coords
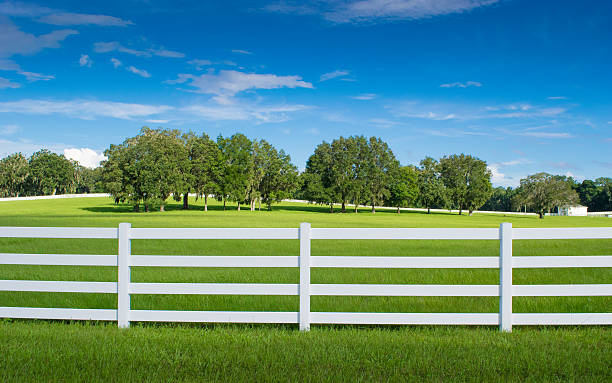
[0,150,100,197]
[101,127,298,212]
[1,127,609,217]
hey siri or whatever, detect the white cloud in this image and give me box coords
[521,131,571,138]
[187,59,212,70]
[0,76,20,88]
[93,41,184,58]
[440,81,482,88]
[167,70,313,100]
[64,148,107,168]
[547,96,567,100]
[369,118,398,128]
[319,69,350,82]
[0,17,78,58]
[231,49,253,55]
[19,71,54,81]
[0,99,172,120]
[182,103,310,123]
[487,165,518,187]
[0,124,19,134]
[126,65,151,78]
[351,93,378,100]
[38,12,132,27]
[110,57,121,68]
[266,0,499,24]
[79,54,92,67]
[0,1,132,26]
[145,119,169,124]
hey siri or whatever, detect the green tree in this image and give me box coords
[364,137,399,213]
[439,154,492,215]
[0,153,29,197]
[28,149,76,196]
[417,157,447,214]
[217,133,253,211]
[188,133,224,212]
[301,141,337,212]
[255,140,298,211]
[388,165,419,213]
[516,172,580,218]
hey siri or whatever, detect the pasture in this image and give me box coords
[1,197,611,381]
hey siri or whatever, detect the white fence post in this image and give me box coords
[118,222,131,328]
[499,222,513,332]
[299,222,311,331]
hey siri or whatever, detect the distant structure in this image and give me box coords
[558,205,588,216]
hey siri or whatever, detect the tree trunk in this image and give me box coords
[223,197,226,211]
[330,204,333,213]
[397,206,401,214]
[237,202,240,211]
[458,208,462,215]
[250,199,255,211]
[133,204,139,212]
[258,198,261,211]
[427,207,431,214]
[371,204,375,214]
[204,195,208,212]
[144,204,149,212]
[468,209,473,216]
[160,204,165,212]
[355,204,358,213]
[539,211,544,219]
[182,193,189,210]
[342,201,346,213]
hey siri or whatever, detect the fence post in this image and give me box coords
[499,222,512,332]
[299,222,311,331]
[118,222,131,328]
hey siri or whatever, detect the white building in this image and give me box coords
[558,205,588,216]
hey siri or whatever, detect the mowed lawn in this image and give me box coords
[0,197,611,381]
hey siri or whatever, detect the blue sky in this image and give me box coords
[0,0,610,186]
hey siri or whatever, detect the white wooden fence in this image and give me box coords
[1,223,611,332]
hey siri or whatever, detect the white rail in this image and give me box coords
[0,223,611,332]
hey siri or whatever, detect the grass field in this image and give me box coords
[1,197,611,381]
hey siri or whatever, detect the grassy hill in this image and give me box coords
[0,197,611,381]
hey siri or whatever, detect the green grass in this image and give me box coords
[1,321,611,382]
[0,197,611,381]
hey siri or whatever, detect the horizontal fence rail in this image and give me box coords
[0,223,611,331]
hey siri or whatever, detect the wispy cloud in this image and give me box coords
[351,93,378,100]
[547,96,567,100]
[0,18,78,58]
[93,41,185,58]
[126,66,151,78]
[0,1,132,26]
[320,69,351,82]
[0,124,19,134]
[265,0,499,24]
[110,57,121,68]
[79,54,92,67]
[0,99,172,120]
[231,49,252,55]
[183,103,311,123]
[440,81,481,88]
[38,12,132,27]
[521,131,571,138]
[187,59,212,70]
[0,76,20,88]
[166,70,313,102]
[64,148,107,168]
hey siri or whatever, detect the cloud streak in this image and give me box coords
[266,0,499,24]
[166,70,313,101]
[93,41,185,58]
[0,99,172,120]
[440,81,481,88]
